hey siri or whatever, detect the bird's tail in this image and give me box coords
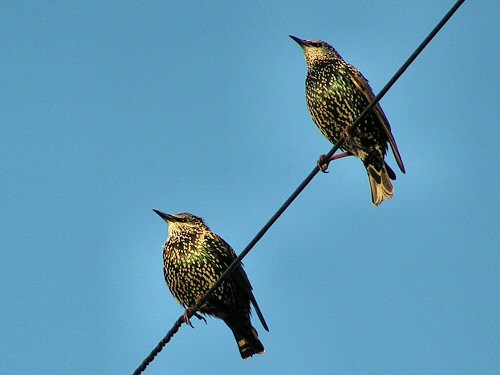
[367,163,395,206]
[225,318,265,359]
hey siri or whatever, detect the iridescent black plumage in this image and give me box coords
[153,210,268,359]
[290,35,405,205]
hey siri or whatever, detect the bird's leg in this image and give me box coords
[183,296,208,328]
[317,152,352,173]
[192,296,206,323]
[183,309,206,327]
[331,151,352,161]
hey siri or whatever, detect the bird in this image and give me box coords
[153,209,269,359]
[290,35,405,206]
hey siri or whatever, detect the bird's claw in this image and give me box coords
[183,309,195,328]
[318,151,353,172]
[183,310,206,328]
[184,296,207,328]
[193,312,207,325]
[317,154,330,173]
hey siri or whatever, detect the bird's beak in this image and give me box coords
[153,209,177,222]
[289,35,309,47]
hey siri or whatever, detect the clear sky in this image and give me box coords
[1,1,498,374]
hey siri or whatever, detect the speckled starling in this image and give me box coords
[153,210,269,359]
[290,35,406,206]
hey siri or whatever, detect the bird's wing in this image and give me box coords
[218,236,269,332]
[346,65,406,173]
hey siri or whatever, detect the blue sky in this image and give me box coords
[1,1,498,374]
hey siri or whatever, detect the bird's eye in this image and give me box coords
[310,42,322,47]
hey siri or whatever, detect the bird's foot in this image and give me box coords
[183,309,194,328]
[183,310,205,327]
[193,312,207,324]
[317,152,352,173]
[318,154,331,173]
[193,296,207,324]
[183,296,207,328]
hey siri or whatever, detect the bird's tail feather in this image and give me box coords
[225,318,265,359]
[367,164,394,206]
[249,294,269,332]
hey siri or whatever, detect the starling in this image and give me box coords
[290,35,406,206]
[153,209,269,359]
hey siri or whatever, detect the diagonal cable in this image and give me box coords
[133,1,465,373]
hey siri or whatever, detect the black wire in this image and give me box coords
[132,316,184,375]
[133,1,465,373]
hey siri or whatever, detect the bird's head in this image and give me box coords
[153,210,207,234]
[289,35,341,67]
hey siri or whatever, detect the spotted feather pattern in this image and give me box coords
[291,37,405,205]
[158,212,268,358]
